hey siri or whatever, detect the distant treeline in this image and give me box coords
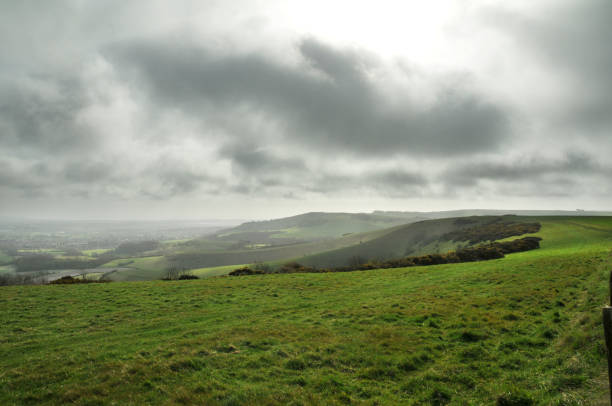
[440,220,541,244]
[230,237,542,276]
[12,240,160,272]
[113,240,159,255]
[0,272,44,286]
[49,276,110,285]
[14,254,114,273]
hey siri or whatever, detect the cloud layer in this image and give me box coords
[1,0,610,219]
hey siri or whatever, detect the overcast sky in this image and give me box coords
[1,0,611,220]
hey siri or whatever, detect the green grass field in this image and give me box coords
[0,250,13,265]
[0,264,15,274]
[0,217,611,405]
[191,264,249,278]
[214,211,420,242]
[82,249,112,256]
[97,256,169,281]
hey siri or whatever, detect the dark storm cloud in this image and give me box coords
[108,38,510,156]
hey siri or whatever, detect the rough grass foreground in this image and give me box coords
[0,217,611,405]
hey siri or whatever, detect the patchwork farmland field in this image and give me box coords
[0,217,611,404]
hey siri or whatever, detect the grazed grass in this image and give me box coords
[191,264,249,278]
[0,250,13,265]
[0,217,610,405]
[97,256,168,281]
[81,248,112,256]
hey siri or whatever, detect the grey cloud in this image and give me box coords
[0,76,95,156]
[2,1,611,218]
[304,169,428,197]
[62,161,115,183]
[368,170,427,189]
[157,170,210,196]
[299,38,374,83]
[485,0,612,133]
[0,160,48,197]
[108,37,510,157]
[142,159,223,198]
[221,144,307,174]
[443,152,606,189]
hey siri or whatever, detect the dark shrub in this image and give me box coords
[162,267,198,280]
[459,331,485,342]
[229,267,264,276]
[178,274,199,280]
[278,262,316,274]
[442,221,541,244]
[496,391,534,406]
[285,359,306,370]
[428,385,452,405]
[49,275,109,285]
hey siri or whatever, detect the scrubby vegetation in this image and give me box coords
[113,240,159,255]
[14,253,115,273]
[239,236,541,276]
[0,272,43,286]
[2,215,544,282]
[298,217,540,269]
[48,275,110,285]
[440,220,541,244]
[0,217,610,404]
[229,267,265,276]
[161,267,199,281]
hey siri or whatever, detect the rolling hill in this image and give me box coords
[207,211,425,242]
[0,216,610,404]
[5,210,612,283]
[296,216,519,268]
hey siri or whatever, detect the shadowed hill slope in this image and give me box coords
[299,215,538,268]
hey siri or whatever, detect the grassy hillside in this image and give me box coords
[214,211,422,242]
[0,250,13,265]
[0,217,610,404]
[165,226,396,271]
[299,215,536,268]
[5,211,609,283]
[166,216,540,274]
[97,256,169,281]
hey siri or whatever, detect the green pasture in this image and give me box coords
[81,249,112,256]
[191,264,249,278]
[0,264,15,274]
[0,217,610,404]
[97,256,169,281]
[0,250,12,265]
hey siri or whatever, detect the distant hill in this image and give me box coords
[299,216,540,268]
[167,210,611,272]
[215,209,612,244]
[210,211,426,243]
[373,209,612,218]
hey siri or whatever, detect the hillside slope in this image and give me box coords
[0,217,610,404]
[210,211,423,242]
[299,215,537,268]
